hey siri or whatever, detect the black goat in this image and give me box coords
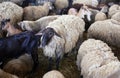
[0,31,41,70]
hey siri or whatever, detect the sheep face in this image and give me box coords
[39,28,61,48]
[1,18,10,30]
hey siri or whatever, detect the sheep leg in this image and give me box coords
[31,49,39,71]
[48,57,53,71]
[56,56,61,70]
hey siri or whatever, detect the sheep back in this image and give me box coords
[3,54,34,77]
[73,0,98,7]
[76,39,112,70]
[47,15,85,53]
[0,2,23,27]
[55,0,68,9]
[0,69,18,78]
[23,2,50,21]
[95,12,107,21]
[88,19,120,48]
[43,70,65,78]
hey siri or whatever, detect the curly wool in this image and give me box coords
[0,2,23,26]
[88,19,120,48]
[23,2,51,21]
[43,70,65,78]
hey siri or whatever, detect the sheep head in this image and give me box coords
[1,18,10,30]
[38,27,61,48]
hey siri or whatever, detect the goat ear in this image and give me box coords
[35,32,42,36]
[54,31,61,38]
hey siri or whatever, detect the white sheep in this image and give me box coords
[111,12,120,23]
[95,12,107,21]
[107,69,120,78]
[23,2,52,21]
[0,69,18,78]
[3,54,34,77]
[37,15,85,69]
[43,70,65,78]
[88,61,120,78]
[55,0,68,10]
[76,39,112,70]
[88,19,120,48]
[18,15,59,32]
[81,50,118,78]
[73,0,98,7]
[0,2,23,27]
[108,4,120,18]
[77,39,120,78]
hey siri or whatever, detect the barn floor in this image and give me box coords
[26,49,80,78]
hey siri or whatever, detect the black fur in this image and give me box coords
[0,31,41,70]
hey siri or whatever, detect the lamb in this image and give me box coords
[88,18,120,48]
[37,15,85,70]
[0,2,23,27]
[18,15,59,32]
[1,18,22,37]
[3,53,34,77]
[76,39,112,70]
[43,70,65,78]
[0,69,18,78]
[23,2,53,21]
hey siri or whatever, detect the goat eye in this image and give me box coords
[49,32,53,35]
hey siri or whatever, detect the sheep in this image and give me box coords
[23,2,53,21]
[76,39,112,70]
[88,61,120,78]
[77,39,120,78]
[0,31,40,70]
[77,5,97,32]
[87,19,120,48]
[43,70,65,78]
[3,53,34,77]
[1,18,22,37]
[18,15,59,32]
[108,69,120,78]
[108,4,120,18]
[95,12,107,21]
[72,0,98,7]
[0,69,18,78]
[55,0,68,10]
[53,0,73,15]
[81,50,118,78]
[0,2,23,27]
[37,15,85,70]
[68,8,78,15]
[111,12,120,23]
